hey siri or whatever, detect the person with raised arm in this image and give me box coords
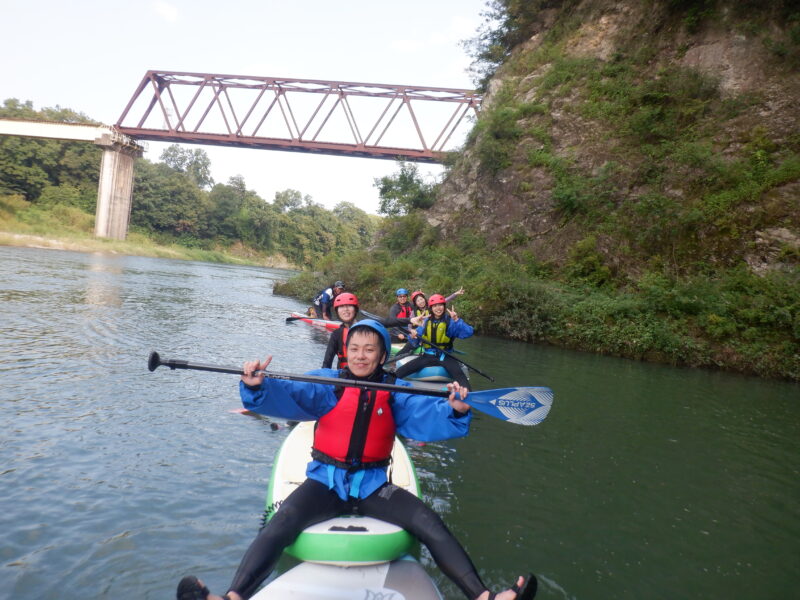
[394,293,473,389]
[175,319,535,600]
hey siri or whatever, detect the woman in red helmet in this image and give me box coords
[394,293,474,389]
[322,292,360,369]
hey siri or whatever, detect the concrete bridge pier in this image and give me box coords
[94,133,143,240]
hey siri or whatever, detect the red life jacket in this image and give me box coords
[396,303,412,319]
[336,327,349,368]
[312,384,395,467]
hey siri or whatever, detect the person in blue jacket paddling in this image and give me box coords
[312,280,345,320]
[176,319,535,600]
[393,293,474,389]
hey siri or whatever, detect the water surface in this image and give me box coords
[1,246,797,599]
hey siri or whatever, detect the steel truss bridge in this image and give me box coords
[116,70,482,163]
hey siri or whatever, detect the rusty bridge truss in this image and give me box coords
[116,70,482,163]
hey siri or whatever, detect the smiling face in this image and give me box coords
[336,304,357,323]
[345,329,385,377]
[431,303,446,318]
[396,293,408,304]
[414,295,427,309]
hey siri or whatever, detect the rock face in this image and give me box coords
[431,0,799,276]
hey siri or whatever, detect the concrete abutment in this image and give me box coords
[94,133,143,240]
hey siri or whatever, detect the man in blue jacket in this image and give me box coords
[313,280,345,320]
[176,320,534,600]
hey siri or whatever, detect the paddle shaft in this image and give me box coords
[150,353,451,398]
[148,352,552,426]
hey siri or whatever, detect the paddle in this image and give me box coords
[148,351,552,426]
[286,314,342,326]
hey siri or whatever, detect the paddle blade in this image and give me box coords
[467,387,553,426]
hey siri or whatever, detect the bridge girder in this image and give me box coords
[116,70,482,163]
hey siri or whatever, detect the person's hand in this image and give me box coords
[408,326,418,339]
[410,315,424,327]
[454,287,465,296]
[242,356,272,387]
[446,382,469,413]
[447,306,459,321]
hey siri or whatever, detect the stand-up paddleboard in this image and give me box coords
[393,354,469,383]
[251,554,443,600]
[288,311,343,332]
[264,421,419,566]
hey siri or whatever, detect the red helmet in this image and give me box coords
[427,294,446,307]
[334,292,359,308]
[410,290,426,303]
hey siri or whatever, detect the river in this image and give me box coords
[1,246,798,600]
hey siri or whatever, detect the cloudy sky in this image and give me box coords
[1,0,488,213]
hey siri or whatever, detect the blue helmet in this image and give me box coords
[396,288,409,296]
[348,319,391,361]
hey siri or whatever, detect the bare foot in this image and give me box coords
[474,576,525,600]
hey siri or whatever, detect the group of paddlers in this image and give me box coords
[174,284,537,600]
[318,283,473,389]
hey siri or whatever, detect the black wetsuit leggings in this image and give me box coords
[394,354,471,390]
[227,478,487,599]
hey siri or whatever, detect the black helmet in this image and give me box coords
[334,281,345,289]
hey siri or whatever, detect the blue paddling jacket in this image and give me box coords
[239,369,471,500]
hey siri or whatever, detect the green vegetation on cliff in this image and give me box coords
[279,0,800,381]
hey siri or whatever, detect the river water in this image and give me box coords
[1,246,798,600]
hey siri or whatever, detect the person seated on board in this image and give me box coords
[175,319,536,600]
[410,289,429,318]
[321,292,360,369]
[393,294,474,390]
[312,280,345,320]
[395,287,467,355]
[385,288,414,342]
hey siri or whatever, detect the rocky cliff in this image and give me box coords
[430,0,799,279]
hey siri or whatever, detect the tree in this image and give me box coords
[130,160,209,235]
[273,189,306,212]
[0,99,101,202]
[159,144,214,189]
[333,201,377,239]
[374,161,436,216]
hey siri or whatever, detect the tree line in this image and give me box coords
[0,98,378,266]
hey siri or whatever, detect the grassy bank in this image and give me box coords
[275,229,800,382]
[0,193,295,267]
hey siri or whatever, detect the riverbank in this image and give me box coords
[0,229,298,268]
[0,193,298,268]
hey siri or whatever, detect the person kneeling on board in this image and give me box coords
[176,319,535,600]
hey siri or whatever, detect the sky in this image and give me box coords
[1,0,488,214]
